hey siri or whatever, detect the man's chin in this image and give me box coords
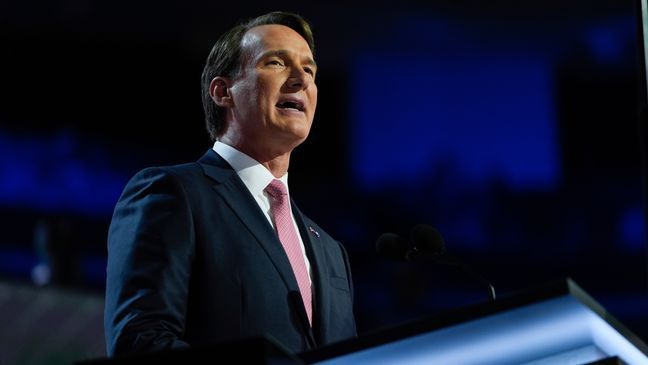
[277,119,311,138]
[277,127,311,151]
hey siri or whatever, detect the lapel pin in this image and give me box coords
[308,226,320,238]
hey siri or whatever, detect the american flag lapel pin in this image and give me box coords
[308,226,320,238]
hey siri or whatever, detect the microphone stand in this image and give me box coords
[377,227,497,304]
[439,256,496,303]
[408,248,496,304]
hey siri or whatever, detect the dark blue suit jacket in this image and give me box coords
[104,150,356,356]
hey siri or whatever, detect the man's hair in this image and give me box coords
[201,11,315,141]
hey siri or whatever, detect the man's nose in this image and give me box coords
[286,68,311,90]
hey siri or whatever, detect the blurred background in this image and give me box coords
[1,0,648,363]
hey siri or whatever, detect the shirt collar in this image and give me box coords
[213,141,289,196]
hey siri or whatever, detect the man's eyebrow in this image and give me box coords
[259,49,318,69]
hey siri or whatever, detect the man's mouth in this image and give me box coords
[276,99,305,112]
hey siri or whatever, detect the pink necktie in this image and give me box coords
[265,179,312,325]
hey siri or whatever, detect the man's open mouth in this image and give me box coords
[276,100,305,112]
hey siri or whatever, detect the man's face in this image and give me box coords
[227,24,317,152]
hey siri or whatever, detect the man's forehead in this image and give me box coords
[241,24,312,56]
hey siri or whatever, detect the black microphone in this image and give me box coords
[408,224,446,259]
[375,232,410,260]
[410,224,496,302]
[376,224,496,303]
[375,226,445,260]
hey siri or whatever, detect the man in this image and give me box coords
[104,11,356,356]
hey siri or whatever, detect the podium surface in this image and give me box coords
[76,336,301,365]
[299,278,648,365]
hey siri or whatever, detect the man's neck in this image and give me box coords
[218,137,291,178]
[261,154,291,178]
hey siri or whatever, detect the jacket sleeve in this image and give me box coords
[104,167,195,356]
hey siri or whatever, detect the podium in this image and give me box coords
[79,278,647,364]
[75,336,302,365]
[298,278,648,365]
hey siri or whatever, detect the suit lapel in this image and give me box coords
[198,150,300,293]
[292,203,330,344]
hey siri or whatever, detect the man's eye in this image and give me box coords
[304,67,314,76]
[267,60,284,66]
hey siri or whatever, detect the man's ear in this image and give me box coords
[209,76,233,107]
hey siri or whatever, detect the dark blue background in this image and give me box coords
[1,0,647,354]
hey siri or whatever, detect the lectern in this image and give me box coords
[299,278,648,365]
[75,336,301,365]
[78,278,647,364]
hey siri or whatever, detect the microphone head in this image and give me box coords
[410,224,446,256]
[375,232,409,260]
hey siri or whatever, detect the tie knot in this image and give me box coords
[265,179,288,199]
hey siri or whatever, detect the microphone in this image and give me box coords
[374,225,445,261]
[375,232,410,260]
[409,224,446,259]
[376,224,496,303]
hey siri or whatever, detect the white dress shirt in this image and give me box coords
[213,141,312,283]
